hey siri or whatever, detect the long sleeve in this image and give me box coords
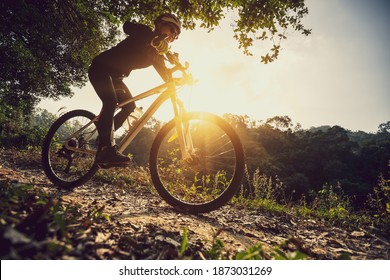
[123,21,151,36]
[153,55,172,82]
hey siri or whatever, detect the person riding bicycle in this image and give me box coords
[88,13,181,166]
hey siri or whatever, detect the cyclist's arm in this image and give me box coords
[123,21,151,35]
[153,55,172,82]
[150,34,172,82]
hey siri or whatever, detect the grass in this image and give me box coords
[179,226,310,260]
[238,165,390,232]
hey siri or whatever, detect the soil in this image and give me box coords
[0,148,389,260]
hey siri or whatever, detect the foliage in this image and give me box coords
[308,184,352,221]
[205,231,227,260]
[365,175,390,228]
[244,166,289,202]
[233,165,290,214]
[179,227,189,258]
[0,107,56,147]
[1,0,118,116]
[0,179,111,259]
[378,121,390,133]
[90,0,311,61]
[230,0,311,62]
[199,229,309,260]
[229,116,390,208]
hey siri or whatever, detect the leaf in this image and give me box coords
[272,247,288,260]
[261,55,270,64]
[351,231,365,237]
[179,227,188,256]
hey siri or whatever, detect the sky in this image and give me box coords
[38,0,390,133]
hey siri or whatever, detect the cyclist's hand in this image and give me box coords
[166,51,179,65]
[151,34,169,55]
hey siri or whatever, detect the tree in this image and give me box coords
[1,0,118,115]
[1,0,311,122]
[378,121,390,133]
[265,115,293,131]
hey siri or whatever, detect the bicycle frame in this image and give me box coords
[117,79,194,161]
[65,76,195,162]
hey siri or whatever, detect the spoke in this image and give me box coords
[203,140,234,158]
[205,148,235,159]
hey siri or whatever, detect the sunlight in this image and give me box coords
[122,38,244,123]
[38,17,278,126]
[38,2,390,133]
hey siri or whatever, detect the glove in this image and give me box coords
[151,35,169,55]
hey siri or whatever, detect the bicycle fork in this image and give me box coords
[171,94,196,164]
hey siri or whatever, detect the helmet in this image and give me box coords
[154,13,181,38]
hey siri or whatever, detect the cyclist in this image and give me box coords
[88,13,181,166]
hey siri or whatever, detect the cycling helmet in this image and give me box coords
[154,13,181,38]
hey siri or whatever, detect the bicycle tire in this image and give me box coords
[41,109,99,189]
[149,112,245,213]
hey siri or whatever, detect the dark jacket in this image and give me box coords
[93,21,171,81]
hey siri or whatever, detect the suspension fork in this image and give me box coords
[170,93,194,161]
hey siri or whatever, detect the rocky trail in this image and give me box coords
[0,149,389,260]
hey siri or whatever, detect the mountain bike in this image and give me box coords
[41,52,245,213]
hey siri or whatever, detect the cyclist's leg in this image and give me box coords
[88,63,130,164]
[113,78,136,130]
[88,62,117,149]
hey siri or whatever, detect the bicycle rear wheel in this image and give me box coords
[149,112,245,213]
[41,110,99,188]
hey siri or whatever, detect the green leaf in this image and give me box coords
[180,227,189,256]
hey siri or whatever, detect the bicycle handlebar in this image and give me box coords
[166,51,188,72]
[165,51,196,86]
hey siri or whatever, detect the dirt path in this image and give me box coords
[1,149,389,260]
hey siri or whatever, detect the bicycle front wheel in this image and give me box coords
[41,110,99,189]
[149,112,245,213]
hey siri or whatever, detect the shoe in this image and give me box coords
[95,145,131,166]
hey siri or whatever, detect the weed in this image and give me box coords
[179,227,188,258]
[366,175,390,216]
[365,175,390,230]
[309,184,352,217]
[235,243,265,260]
[244,166,288,202]
[202,228,227,260]
[82,205,110,229]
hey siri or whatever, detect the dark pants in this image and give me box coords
[88,62,136,148]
